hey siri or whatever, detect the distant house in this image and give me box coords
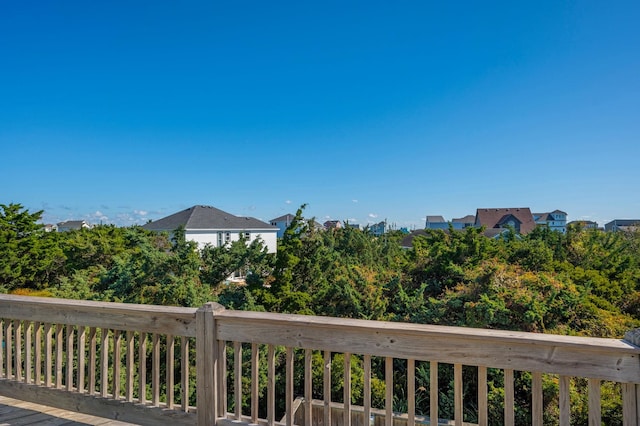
[604,219,640,233]
[44,224,58,232]
[270,213,296,238]
[452,215,475,229]
[324,220,343,230]
[143,205,278,253]
[368,221,386,236]
[57,220,91,232]
[425,216,448,230]
[533,210,567,233]
[426,215,474,230]
[474,208,536,235]
[568,220,598,230]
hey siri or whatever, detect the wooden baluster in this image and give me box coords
[364,355,371,426]
[14,320,22,381]
[181,336,189,412]
[34,322,42,385]
[166,334,175,409]
[24,321,32,384]
[113,330,121,400]
[324,350,331,426]
[344,352,351,426]
[430,361,438,426]
[622,382,637,426]
[66,324,74,391]
[126,331,134,402]
[44,323,52,387]
[252,343,259,423]
[0,320,4,377]
[138,332,147,405]
[504,369,515,426]
[558,376,571,426]
[219,340,227,417]
[286,347,294,426]
[454,363,463,426]
[4,320,12,379]
[304,348,312,426]
[385,356,393,426]
[55,324,63,389]
[267,344,275,426]
[88,327,97,395]
[234,341,242,420]
[152,333,160,406]
[532,372,543,426]
[100,328,109,397]
[77,326,86,393]
[478,366,488,426]
[588,378,601,426]
[408,359,415,426]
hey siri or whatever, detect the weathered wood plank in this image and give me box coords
[532,372,543,426]
[454,363,462,426]
[478,366,487,426]
[386,356,392,426]
[344,352,351,426]
[324,350,331,426]
[216,311,640,382]
[589,378,601,426]
[407,359,415,426]
[0,294,197,337]
[235,341,242,420]
[430,361,438,425]
[166,334,174,409]
[504,369,514,426]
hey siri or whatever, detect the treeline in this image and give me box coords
[3,202,640,423]
[4,203,637,338]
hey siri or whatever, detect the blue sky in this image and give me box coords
[1,1,639,229]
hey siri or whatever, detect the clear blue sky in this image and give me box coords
[2,1,639,229]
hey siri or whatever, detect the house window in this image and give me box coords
[217,232,223,247]
[225,232,231,243]
[244,232,250,240]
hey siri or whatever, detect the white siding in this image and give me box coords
[185,229,278,253]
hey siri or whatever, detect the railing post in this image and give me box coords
[196,302,226,426]
[623,329,640,426]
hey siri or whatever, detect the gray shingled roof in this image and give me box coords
[270,214,295,223]
[143,205,277,231]
[426,215,446,222]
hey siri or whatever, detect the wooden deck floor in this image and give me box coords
[0,395,141,426]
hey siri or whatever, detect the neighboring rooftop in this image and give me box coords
[143,205,276,231]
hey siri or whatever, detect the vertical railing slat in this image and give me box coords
[430,361,438,426]
[5,320,12,379]
[166,334,175,409]
[113,330,122,400]
[4,320,13,379]
[364,355,371,426]
[532,371,543,426]
[504,369,515,426]
[589,378,601,426]
[0,320,4,377]
[78,326,86,393]
[139,332,147,405]
[324,350,331,426]
[267,344,275,426]
[478,366,488,426]
[286,346,294,426]
[152,333,160,406]
[126,331,134,402]
[234,341,242,420]
[252,343,260,424]
[219,340,227,416]
[408,359,415,426]
[622,382,637,426]
[385,356,393,426]
[344,352,351,426]
[44,323,52,387]
[66,324,74,391]
[34,322,42,385]
[100,328,109,397]
[88,327,97,394]
[14,320,22,381]
[304,348,312,426]
[55,323,63,389]
[454,363,463,426]
[181,336,189,413]
[24,321,32,384]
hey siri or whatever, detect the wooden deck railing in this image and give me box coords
[1,294,640,425]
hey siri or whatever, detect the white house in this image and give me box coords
[143,205,278,253]
[57,220,91,232]
[270,213,296,238]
